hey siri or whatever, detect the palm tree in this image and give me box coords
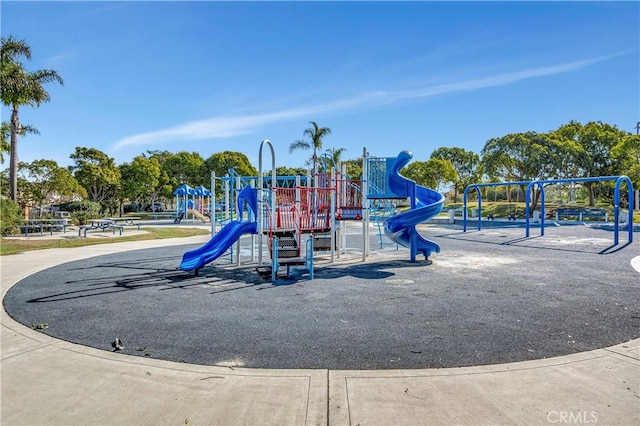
[327,147,346,169]
[289,121,332,173]
[1,36,63,202]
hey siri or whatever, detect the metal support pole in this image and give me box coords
[211,171,216,235]
[362,147,369,261]
[224,174,230,220]
[235,177,241,266]
[330,166,336,263]
[410,181,417,263]
[272,237,278,283]
[250,178,255,263]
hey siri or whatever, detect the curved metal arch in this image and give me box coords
[257,139,276,266]
[462,184,482,232]
[464,177,634,247]
[614,175,634,245]
[524,176,634,244]
[463,181,532,232]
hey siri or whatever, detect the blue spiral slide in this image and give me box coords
[179,186,258,273]
[384,151,445,261]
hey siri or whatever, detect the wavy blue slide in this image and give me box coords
[384,151,445,260]
[179,186,258,273]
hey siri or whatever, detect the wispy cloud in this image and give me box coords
[112,53,620,150]
[379,53,619,102]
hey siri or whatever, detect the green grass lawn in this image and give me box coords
[0,227,210,256]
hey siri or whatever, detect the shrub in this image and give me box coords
[57,200,102,225]
[124,202,143,213]
[1,198,24,236]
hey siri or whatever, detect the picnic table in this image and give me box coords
[106,216,141,226]
[20,219,68,237]
[78,217,141,237]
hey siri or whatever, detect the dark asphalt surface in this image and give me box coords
[4,223,639,370]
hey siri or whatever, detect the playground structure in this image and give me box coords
[462,176,635,246]
[179,185,258,275]
[178,140,445,281]
[173,184,212,224]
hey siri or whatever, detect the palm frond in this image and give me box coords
[289,139,311,153]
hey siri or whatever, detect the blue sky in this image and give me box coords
[1,1,638,171]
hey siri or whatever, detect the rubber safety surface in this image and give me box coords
[4,225,639,370]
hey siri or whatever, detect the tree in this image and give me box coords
[341,158,363,179]
[201,151,257,193]
[1,36,63,202]
[275,166,308,176]
[431,147,482,202]
[203,151,257,179]
[1,121,39,164]
[162,151,204,190]
[0,122,7,163]
[0,197,23,236]
[289,121,332,173]
[119,155,161,214]
[144,150,174,204]
[324,147,346,171]
[481,132,551,210]
[18,159,84,215]
[543,130,588,179]
[426,158,458,193]
[611,133,640,208]
[401,159,457,192]
[70,147,121,204]
[553,121,628,205]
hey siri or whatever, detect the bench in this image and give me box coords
[151,213,174,220]
[110,224,125,235]
[486,214,517,221]
[582,208,608,222]
[555,208,608,222]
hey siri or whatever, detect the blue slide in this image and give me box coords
[179,186,258,273]
[384,151,445,260]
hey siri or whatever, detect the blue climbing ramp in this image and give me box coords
[179,185,258,272]
[384,151,445,260]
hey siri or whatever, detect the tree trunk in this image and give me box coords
[311,151,318,184]
[9,105,20,202]
[586,183,595,206]
[529,187,540,213]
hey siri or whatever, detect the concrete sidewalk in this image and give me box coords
[2,238,639,425]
